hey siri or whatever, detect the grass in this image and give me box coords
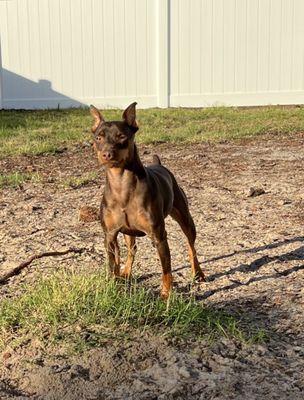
[0,105,304,157]
[0,171,41,188]
[0,170,99,190]
[0,270,249,352]
[60,171,99,189]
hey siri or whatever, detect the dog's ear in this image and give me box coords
[122,102,138,130]
[90,105,104,132]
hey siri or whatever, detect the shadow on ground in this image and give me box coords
[137,236,304,343]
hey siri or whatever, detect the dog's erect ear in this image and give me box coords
[122,102,138,129]
[90,105,104,132]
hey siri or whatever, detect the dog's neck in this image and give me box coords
[105,144,146,202]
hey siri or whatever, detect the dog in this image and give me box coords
[90,102,205,298]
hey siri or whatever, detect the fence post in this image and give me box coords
[157,0,169,108]
[0,35,3,109]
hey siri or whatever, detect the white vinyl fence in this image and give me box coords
[1,0,304,109]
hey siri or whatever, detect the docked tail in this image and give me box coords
[152,154,162,165]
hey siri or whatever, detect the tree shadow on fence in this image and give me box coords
[0,69,86,130]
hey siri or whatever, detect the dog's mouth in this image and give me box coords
[103,159,124,168]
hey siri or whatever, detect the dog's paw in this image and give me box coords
[160,289,170,300]
[119,269,131,280]
[194,272,206,283]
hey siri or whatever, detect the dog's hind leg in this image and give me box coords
[120,234,137,279]
[170,187,205,282]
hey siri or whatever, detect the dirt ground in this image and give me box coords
[0,134,303,399]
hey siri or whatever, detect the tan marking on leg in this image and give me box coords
[120,235,137,279]
[161,272,173,299]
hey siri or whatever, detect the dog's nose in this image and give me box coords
[102,151,114,161]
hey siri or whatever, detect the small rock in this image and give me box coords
[255,345,267,356]
[281,199,292,205]
[46,177,55,183]
[75,325,83,333]
[2,352,12,360]
[191,346,203,359]
[51,364,71,373]
[26,165,36,172]
[248,187,266,197]
[54,147,67,154]
[293,346,304,355]
[286,348,295,357]
[51,209,59,218]
[178,366,191,379]
[32,204,43,212]
[34,358,44,366]
[69,364,89,379]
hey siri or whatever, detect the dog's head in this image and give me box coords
[90,102,138,167]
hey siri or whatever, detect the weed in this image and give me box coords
[60,172,99,189]
[0,171,41,188]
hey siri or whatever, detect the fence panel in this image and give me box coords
[0,0,157,109]
[1,0,304,109]
[169,0,304,107]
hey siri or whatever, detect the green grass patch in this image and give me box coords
[0,171,41,189]
[1,105,304,157]
[0,170,98,190]
[0,270,248,352]
[60,171,99,189]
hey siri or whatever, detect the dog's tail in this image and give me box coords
[152,154,162,165]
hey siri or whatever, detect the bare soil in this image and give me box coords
[0,135,303,399]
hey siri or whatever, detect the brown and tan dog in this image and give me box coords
[90,102,205,298]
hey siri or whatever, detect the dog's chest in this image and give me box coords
[104,194,145,229]
[119,200,144,228]
[102,203,146,237]
[104,176,149,232]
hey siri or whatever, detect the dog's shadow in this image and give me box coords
[138,236,304,344]
[137,236,304,300]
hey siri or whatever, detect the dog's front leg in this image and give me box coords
[104,232,120,277]
[120,234,137,279]
[152,227,172,299]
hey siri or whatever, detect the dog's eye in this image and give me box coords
[116,140,128,149]
[118,134,126,140]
